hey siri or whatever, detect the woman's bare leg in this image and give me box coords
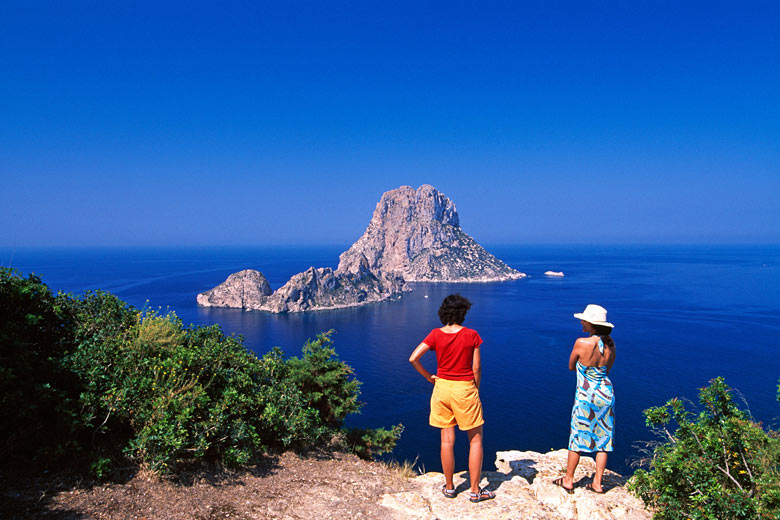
[592,452,608,492]
[466,425,484,493]
[440,427,456,490]
[562,449,580,488]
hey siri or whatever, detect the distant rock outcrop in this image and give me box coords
[381,449,650,520]
[197,185,524,313]
[197,269,273,309]
[338,185,525,282]
[544,271,564,277]
[197,261,405,313]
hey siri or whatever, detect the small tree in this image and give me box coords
[285,330,403,458]
[286,330,361,427]
[630,377,780,519]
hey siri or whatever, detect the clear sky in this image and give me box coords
[2,1,779,247]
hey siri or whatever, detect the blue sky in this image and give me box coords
[2,1,779,246]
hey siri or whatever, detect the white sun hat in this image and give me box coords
[573,304,614,328]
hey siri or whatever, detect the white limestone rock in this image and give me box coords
[545,271,564,277]
[378,449,651,520]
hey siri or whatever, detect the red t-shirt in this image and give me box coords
[422,327,483,381]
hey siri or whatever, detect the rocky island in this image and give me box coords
[338,185,524,282]
[197,185,525,312]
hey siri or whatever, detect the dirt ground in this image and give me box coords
[0,452,415,520]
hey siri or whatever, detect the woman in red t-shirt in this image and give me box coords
[409,294,495,503]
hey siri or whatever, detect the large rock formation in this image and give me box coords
[380,449,650,520]
[338,185,525,282]
[197,185,524,312]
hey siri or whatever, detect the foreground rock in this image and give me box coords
[197,185,525,312]
[382,449,650,520]
[338,185,526,282]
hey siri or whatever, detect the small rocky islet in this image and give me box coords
[197,185,525,312]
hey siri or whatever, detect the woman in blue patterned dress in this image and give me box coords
[553,304,615,494]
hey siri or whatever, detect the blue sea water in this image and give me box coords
[3,244,780,476]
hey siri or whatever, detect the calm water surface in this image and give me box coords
[4,244,779,476]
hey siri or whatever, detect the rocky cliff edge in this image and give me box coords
[382,449,650,520]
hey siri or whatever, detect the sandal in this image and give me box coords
[553,477,574,494]
[469,487,495,503]
[441,485,456,499]
[585,483,605,494]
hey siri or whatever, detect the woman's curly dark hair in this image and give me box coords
[438,294,472,325]
[591,323,615,349]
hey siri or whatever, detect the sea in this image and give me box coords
[3,244,779,476]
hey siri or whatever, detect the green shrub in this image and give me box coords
[286,330,361,428]
[630,377,780,519]
[284,330,404,459]
[346,424,404,459]
[66,303,326,472]
[1,269,401,475]
[0,268,82,469]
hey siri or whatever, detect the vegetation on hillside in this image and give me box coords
[0,268,401,477]
[630,377,780,519]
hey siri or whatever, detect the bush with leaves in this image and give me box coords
[346,424,405,459]
[286,331,362,427]
[0,268,83,469]
[282,330,402,457]
[1,269,401,475]
[64,297,334,472]
[630,377,780,519]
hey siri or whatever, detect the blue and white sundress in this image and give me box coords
[568,338,614,452]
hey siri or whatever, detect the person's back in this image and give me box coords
[555,304,616,495]
[571,334,615,371]
[423,325,481,381]
[408,294,495,503]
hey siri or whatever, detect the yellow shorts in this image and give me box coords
[429,378,484,431]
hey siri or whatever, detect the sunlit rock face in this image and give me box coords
[197,185,524,313]
[337,185,525,282]
[196,269,272,308]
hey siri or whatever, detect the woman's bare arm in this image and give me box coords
[472,346,482,388]
[409,342,437,383]
[568,338,588,371]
